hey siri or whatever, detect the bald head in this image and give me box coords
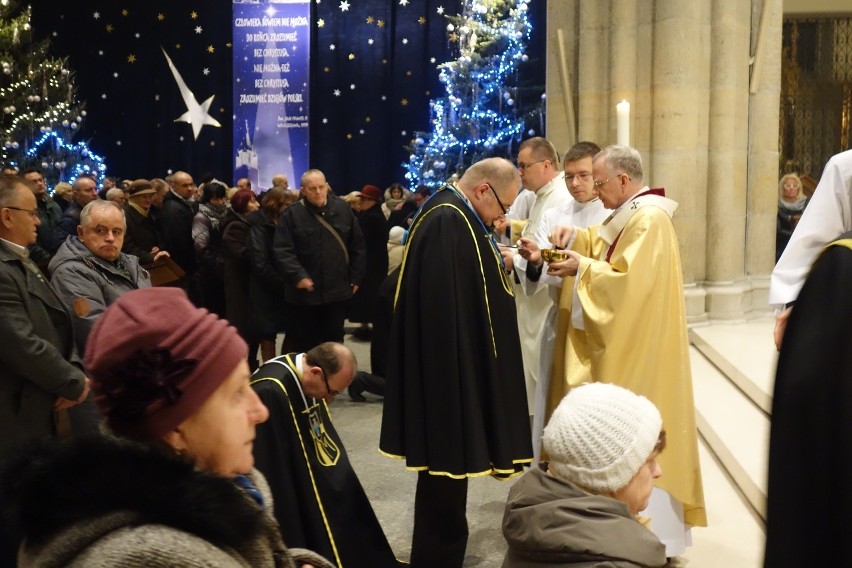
[457,157,521,228]
[171,171,195,199]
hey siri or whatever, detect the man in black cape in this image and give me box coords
[764,230,852,567]
[379,157,533,567]
[251,342,400,568]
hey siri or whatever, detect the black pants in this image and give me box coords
[287,300,349,352]
[410,471,469,568]
[350,371,386,397]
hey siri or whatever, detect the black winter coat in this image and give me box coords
[349,204,389,323]
[248,209,288,337]
[159,191,198,275]
[272,197,366,306]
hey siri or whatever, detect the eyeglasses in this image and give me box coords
[319,366,341,397]
[516,159,547,172]
[486,183,507,216]
[565,173,593,183]
[593,173,629,188]
[4,206,39,219]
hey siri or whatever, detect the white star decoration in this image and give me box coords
[430,57,436,63]
[368,38,374,45]
[161,48,221,140]
[113,72,119,78]
[401,130,407,136]
[359,129,365,134]
[101,93,107,99]
[333,89,341,96]
[330,44,336,50]
[195,26,202,34]
[339,1,350,11]
[322,118,328,124]
[203,68,210,75]
[350,84,356,90]
[437,6,445,14]
[400,0,409,5]
[381,95,387,101]
[402,38,409,44]
[93,12,100,19]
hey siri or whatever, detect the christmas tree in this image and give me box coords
[0,0,104,187]
[404,0,538,190]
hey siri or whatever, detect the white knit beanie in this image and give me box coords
[543,382,662,493]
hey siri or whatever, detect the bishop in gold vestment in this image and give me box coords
[548,146,706,549]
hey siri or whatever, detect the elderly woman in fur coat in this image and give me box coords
[0,287,334,568]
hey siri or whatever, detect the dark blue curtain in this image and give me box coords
[32,0,544,193]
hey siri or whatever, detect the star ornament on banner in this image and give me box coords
[339,1,350,11]
[161,48,221,140]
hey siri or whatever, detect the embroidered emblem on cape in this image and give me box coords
[308,407,340,466]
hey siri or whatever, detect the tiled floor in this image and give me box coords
[327,320,771,566]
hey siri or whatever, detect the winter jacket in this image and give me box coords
[247,209,288,336]
[502,464,667,568]
[48,235,151,354]
[272,197,365,306]
[123,203,161,265]
[1,435,336,568]
[222,208,253,338]
[160,190,198,275]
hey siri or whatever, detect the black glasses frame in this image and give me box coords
[486,183,507,216]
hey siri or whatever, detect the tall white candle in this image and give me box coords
[616,99,630,146]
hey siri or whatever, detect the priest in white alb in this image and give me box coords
[499,137,570,429]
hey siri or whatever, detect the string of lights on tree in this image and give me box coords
[0,0,105,187]
[404,0,539,189]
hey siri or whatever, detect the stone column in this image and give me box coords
[704,0,752,319]
[649,0,710,319]
[609,0,638,147]
[577,1,608,144]
[545,1,578,153]
[746,0,783,312]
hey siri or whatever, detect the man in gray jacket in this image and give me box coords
[49,200,152,354]
[49,200,151,435]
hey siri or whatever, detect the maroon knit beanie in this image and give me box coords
[84,287,247,442]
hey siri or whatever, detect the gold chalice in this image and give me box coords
[540,248,569,263]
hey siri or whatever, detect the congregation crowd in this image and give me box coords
[2,135,845,568]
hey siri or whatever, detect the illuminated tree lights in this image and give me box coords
[404,0,538,189]
[24,130,106,183]
[0,1,102,187]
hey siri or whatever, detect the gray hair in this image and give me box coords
[0,176,29,208]
[80,199,126,229]
[105,187,125,202]
[595,145,644,183]
[300,168,326,188]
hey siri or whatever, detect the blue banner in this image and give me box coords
[233,0,310,191]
